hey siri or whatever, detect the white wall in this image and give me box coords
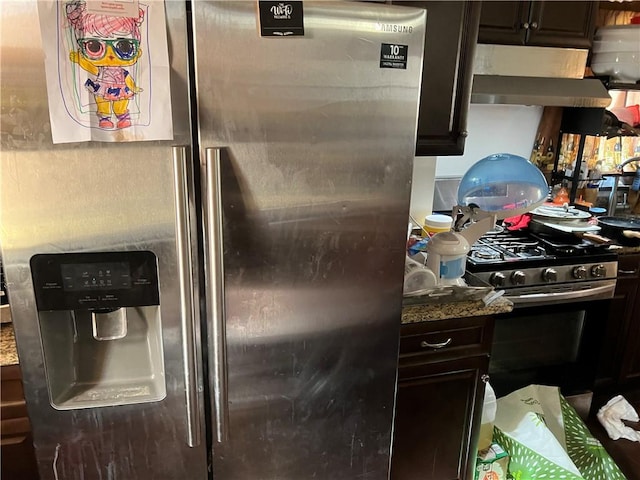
[410,104,544,220]
[436,104,544,177]
[409,156,437,227]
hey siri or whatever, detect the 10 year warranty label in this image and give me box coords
[380,43,408,69]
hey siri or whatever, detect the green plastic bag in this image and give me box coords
[492,384,626,480]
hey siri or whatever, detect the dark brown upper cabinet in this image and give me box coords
[478,1,598,49]
[392,1,481,156]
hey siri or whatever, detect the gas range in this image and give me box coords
[465,228,618,305]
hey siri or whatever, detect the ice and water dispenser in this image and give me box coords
[30,251,166,409]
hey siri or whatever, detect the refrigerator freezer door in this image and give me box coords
[193,2,426,478]
[0,1,207,479]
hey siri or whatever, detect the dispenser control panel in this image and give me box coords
[31,251,159,311]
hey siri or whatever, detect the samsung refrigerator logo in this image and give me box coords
[376,23,414,34]
[270,3,293,19]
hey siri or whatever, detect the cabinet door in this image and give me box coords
[618,255,640,383]
[1,365,39,480]
[527,1,598,49]
[478,1,530,45]
[391,356,489,480]
[479,1,597,49]
[597,276,636,386]
[393,1,480,156]
[596,254,640,387]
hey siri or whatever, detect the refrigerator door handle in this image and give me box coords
[204,147,229,443]
[172,145,202,448]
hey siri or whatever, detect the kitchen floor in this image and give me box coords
[584,387,640,480]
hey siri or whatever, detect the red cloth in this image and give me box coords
[503,214,532,231]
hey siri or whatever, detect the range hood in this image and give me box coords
[470,44,612,108]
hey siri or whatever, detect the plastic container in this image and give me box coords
[403,256,437,294]
[457,153,548,219]
[423,214,453,237]
[426,232,469,286]
[552,186,569,205]
[478,381,497,453]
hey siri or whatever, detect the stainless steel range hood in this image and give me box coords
[470,45,611,108]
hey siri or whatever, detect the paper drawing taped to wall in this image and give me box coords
[38,0,173,143]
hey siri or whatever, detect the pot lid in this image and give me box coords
[531,205,592,220]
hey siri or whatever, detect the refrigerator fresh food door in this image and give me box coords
[0,1,207,479]
[193,2,426,479]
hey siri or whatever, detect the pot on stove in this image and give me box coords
[426,232,470,286]
[597,216,640,246]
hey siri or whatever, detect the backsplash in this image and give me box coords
[410,104,543,222]
[436,104,543,177]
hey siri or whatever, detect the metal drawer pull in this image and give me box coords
[420,338,452,349]
[619,269,638,275]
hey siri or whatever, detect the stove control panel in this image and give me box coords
[478,261,618,289]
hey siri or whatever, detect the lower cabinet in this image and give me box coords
[1,364,39,480]
[391,315,494,480]
[615,254,640,383]
[597,253,640,388]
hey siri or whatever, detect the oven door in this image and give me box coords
[488,295,611,399]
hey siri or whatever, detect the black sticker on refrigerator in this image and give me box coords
[380,43,408,69]
[259,1,304,37]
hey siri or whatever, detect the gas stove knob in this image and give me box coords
[591,264,607,278]
[490,272,506,287]
[542,268,558,282]
[511,271,526,286]
[573,266,587,279]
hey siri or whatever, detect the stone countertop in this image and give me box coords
[0,297,513,365]
[402,296,513,324]
[1,323,19,366]
[0,244,629,366]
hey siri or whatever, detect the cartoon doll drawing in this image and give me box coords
[66,1,144,129]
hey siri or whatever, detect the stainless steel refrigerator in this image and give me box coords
[0,1,426,479]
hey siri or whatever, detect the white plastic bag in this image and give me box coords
[493,385,626,480]
[478,381,497,452]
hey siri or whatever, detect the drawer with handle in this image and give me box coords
[617,253,640,279]
[399,315,494,361]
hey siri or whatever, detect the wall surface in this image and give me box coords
[409,156,437,228]
[409,104,544,222]
[436,104,544,177]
